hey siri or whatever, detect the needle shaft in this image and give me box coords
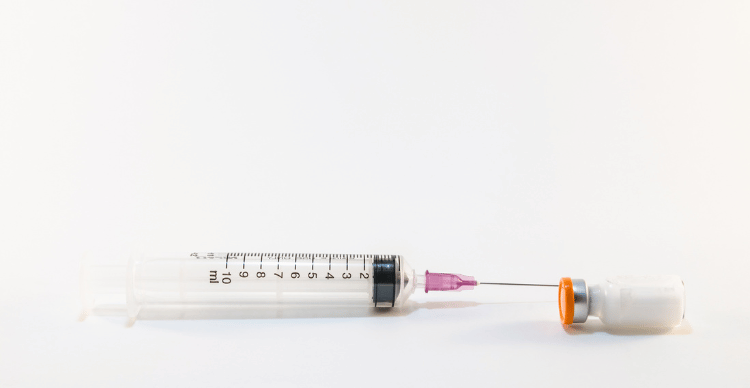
[479,282,557,287]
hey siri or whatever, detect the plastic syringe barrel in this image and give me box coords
[81,253,418,321]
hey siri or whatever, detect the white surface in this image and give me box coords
[1,1,749,387]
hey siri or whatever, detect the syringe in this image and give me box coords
[82,252,687,330]
[81,252,548,322]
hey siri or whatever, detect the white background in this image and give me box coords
[1,1,749,387]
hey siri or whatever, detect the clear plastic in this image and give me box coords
[81,253,420,322]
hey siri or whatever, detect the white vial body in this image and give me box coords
[588,275,685,327]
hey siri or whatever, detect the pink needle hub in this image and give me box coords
[424,270,477,293]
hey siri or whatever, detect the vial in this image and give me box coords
[558,275,686,328]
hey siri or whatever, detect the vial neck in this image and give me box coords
[588,284,604,318]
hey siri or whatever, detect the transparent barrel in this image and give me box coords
[81,253,417,321]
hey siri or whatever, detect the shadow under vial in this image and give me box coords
[562,319,693,336]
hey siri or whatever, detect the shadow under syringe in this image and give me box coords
[101,300,485,324]
[86,301,693,336]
